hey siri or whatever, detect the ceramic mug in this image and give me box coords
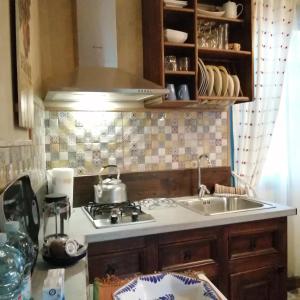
[177,84,190,100]
[222,1,243,19]
[166,83,177,100]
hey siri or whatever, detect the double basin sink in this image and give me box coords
[176,195,275,216]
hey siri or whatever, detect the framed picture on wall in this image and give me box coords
[10,0,34,129]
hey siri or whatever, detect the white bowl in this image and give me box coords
[165,29,188,43]
[113,273,220,300]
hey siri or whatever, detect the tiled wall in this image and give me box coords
[45,111,228,174]
[0,100,46,192]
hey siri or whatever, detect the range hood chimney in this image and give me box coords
[45,0,167,103]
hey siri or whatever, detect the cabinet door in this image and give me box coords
[230,266,284,300]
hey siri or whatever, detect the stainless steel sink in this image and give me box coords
[176,196,275,215]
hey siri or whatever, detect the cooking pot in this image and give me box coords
[94,165,127,204]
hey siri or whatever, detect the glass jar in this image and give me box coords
[164,55,177,71]
[177,57,190,71]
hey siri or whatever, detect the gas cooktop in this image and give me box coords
[82,202,155,229]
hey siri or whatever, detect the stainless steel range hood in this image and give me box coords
[45,67,167,102]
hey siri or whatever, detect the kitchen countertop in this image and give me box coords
[32,196,296,299]
[31,235,90,300]
[69,196,297,244]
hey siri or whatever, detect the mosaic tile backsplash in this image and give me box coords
[45,111,228,174]
[0,100,46,192]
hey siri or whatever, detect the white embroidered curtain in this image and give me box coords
[257,3,300,276]
[232,0,295,188]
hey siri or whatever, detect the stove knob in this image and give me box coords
[131,211,138,222]
[111,214,118,224]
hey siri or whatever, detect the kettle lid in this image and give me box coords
[102,178,122,185]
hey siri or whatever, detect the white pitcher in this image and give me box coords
[222,1,243,19]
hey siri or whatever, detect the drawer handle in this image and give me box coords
[105,264,116,275]
[250,238,256,251]
[183,250,192,261]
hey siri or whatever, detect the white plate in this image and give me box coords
[232,75,240,97]
[218,66,229,97]
[113,273,220,300]
[206,65,214,96]
[211,66,222,96]
[197,9,225,17]
[227,75,234,97]
[198,61,204,95]
[198,59,208,96]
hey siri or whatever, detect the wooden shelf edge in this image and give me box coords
[198,96,249,101]
[197,14,244,23]
[198,96,250,106]
[164,42,195,48]
[198,48,252,57]
[164,6,195,13]
[144,97,251,109]
[144,100,198,108]
[165,71,195,76]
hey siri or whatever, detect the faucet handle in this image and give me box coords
[198,184,210,198]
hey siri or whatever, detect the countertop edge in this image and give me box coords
[84,206,296,243]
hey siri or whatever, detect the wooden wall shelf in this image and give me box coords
[142,0,253,111]
[164,42,195,48]
[199,48,252,58]
[144,100,198,109]
[197,14,244,23]
[144,96,249,109]
[165,71,195,75]
[164,6,195,13]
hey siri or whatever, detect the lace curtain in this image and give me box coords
[257,4,300,276]
[232,0,296,188]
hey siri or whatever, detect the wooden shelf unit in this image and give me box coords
[141,0,253,110]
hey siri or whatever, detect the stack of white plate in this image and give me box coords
[164,0,188,8]
[198,62,241,97]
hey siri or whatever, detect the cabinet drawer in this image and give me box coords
[228,219,283,260]
[159,238,217,269]
[88,250,144,282]
[229,230,279,259]
[88,237,145,256]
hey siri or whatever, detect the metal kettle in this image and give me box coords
[94,165,127,204]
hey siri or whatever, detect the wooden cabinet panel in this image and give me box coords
[87,217,287,299]
[228,219,282,261]
[230,266,283,300]
[88,250,144,282]
[159,238,217,269]
[229,229,279,259]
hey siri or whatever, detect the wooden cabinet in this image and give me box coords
[227,218,287,299]
[87,217,287,300]
[158,227,222,284]
[230,266,282,300]
[141,0,253,109]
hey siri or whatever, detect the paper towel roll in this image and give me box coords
[51,168,74,208]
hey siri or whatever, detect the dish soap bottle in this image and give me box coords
[5,221,36,300]
[0,233,24,300]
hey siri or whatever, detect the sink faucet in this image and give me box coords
[198,154,212,198]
